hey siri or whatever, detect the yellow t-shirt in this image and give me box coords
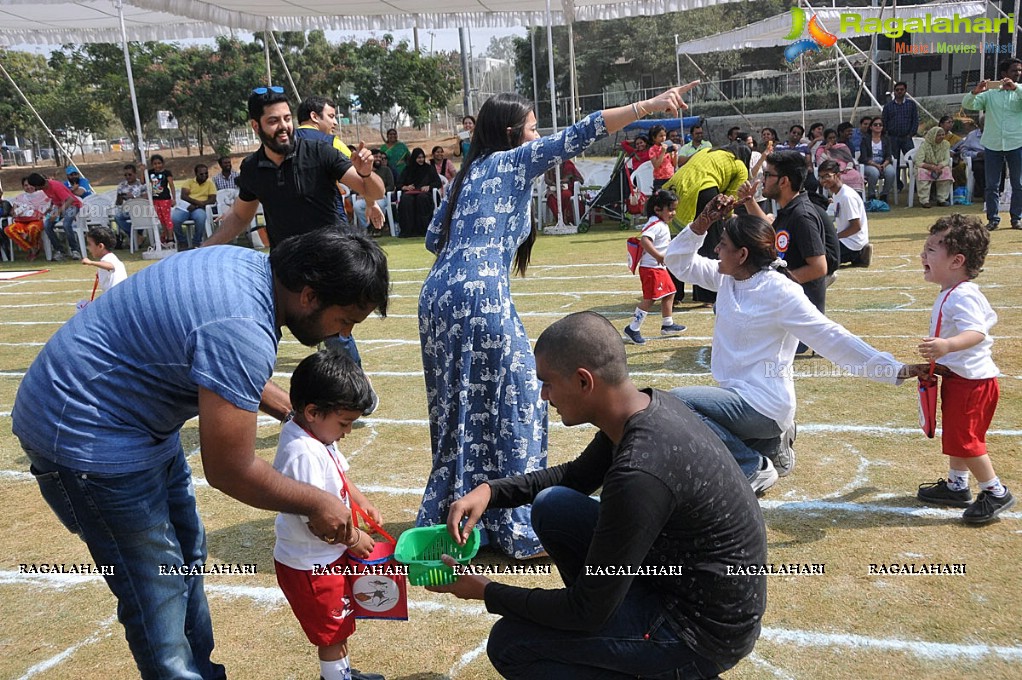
[180,178,217,204]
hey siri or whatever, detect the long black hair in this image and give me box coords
[437,92,536,276]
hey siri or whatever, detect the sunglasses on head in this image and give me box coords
[252,86,285,95]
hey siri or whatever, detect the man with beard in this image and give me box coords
[204,87,383,247]
[12,230,389,679]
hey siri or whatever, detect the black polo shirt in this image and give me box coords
[774,191,827,311]
[237,137,352,247]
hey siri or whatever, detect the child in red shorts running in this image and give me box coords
[916,214,1015,523]
[623,189,687,345]
[273,349,385,680]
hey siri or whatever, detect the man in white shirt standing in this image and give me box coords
[819,160,872,267]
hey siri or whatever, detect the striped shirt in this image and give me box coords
[12,247,279,473]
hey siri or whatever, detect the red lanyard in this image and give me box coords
[296,423,349,504]
[928,281,963,379]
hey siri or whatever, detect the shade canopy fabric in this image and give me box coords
[0,0,743,46]
[676,1,988,54]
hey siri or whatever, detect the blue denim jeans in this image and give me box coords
[863,164,897,200]
[172,207,208,247]
[487,487,730,679]
[25,447,226,680]
[44,204,80,255]
[669,386,781,478]
[983,146,1022,223]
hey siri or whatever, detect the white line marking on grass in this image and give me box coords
[449,639,489,678]
[822,449,870,498]
[759,498,1022,520]
[4,571,1021,663]
[758,627,1022,661]
[15,616,117,680]
[746,652,797,680]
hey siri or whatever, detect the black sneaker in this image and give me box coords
[1012,219,1022,230]
[962,489,1016,524]
[917,479,973,508]
[986,220,1000,231]
[858,243,873,268]
[623,326,646,345]
[351,671,386,680]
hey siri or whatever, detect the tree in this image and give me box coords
[0,50,61,148]
[484,36,518,65]
[347,36,460,134]
[165,39,263,156]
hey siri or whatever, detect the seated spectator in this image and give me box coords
[818,160,872,267]
[776,124,819,193]
[952,118,987,196]
[936,115,962,147]
[916,126,954,208]
[859,117,897,202]
[815,128,864,193]
[113,164,147,246]
[727,126,742,142]
[849,115,873,155]
[213,156,239,190]
[64,166,95,198]
[761,127,779,149]
[668,128,682,146]
[383,128,411,177]
[430,145,457,193]
[26,172,82,260]
[172,164,217,250]
[4,177,48,260]
[807,122,826,158]
[621,134,651,173]
[353,148,396,235]
[544,160,585,225]
[429,311,768,679]
[677,123,712,167]
[81,226,128,293]
[396,147,441,238]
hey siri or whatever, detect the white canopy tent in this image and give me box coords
[676,1,992,127]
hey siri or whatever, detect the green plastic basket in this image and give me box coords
[394,525,481,586]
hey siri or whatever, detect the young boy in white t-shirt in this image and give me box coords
[915,214,1014,523]
[818,160,873,268]
[81,227,127,293]
[623,190,687,345]
[273,349,385,680]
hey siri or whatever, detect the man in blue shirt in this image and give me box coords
[882,82,920,197]
[64,165,94,198]
[13,230,389,680]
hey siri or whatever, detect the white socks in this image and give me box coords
[979,476,1007,498]
[662,315,675,328]
[629,307,647,332]
[947,469,970,492]
[320,656,351,680]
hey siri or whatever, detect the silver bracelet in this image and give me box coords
[632,102,642,119]
[345,527,362,547]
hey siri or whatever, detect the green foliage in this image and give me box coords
[347,36,460,134]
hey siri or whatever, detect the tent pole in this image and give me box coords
[268,31,300,101]
[530,27,540,114]
[799,55,806,132]
[116,0,159,254]
[681,53,753,128]
[0,58,76,165]
[567,20,578,125]
[264,26,272,86]
[460,28,472,115]
[545,0,564,229]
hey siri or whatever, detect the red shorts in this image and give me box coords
[940,373,999,458]
[639,266,676,301]
[275,556,356,646]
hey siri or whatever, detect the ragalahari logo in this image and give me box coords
[784,7,838,62]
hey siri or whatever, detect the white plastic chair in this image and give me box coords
[630,161,655,197]
[74,190,117,254]
[125,198,162,253]
[905,147,919,208]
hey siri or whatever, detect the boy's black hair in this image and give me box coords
[86,226,117,251]
[535,312,628,386]
[817,160,841,177]
[930,214,989,279]
[290,349,374,415]
[766,150,808,191]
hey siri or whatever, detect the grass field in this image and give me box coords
[1,202,1020,679]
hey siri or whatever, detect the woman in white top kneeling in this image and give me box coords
[664,194,927,494]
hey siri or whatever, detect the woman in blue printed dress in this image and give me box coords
[417,85,697,557]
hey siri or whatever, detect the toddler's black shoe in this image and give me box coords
[917,479,972,508]
[962,489,1016,524]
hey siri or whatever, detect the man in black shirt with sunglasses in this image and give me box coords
[206,86,384,248]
